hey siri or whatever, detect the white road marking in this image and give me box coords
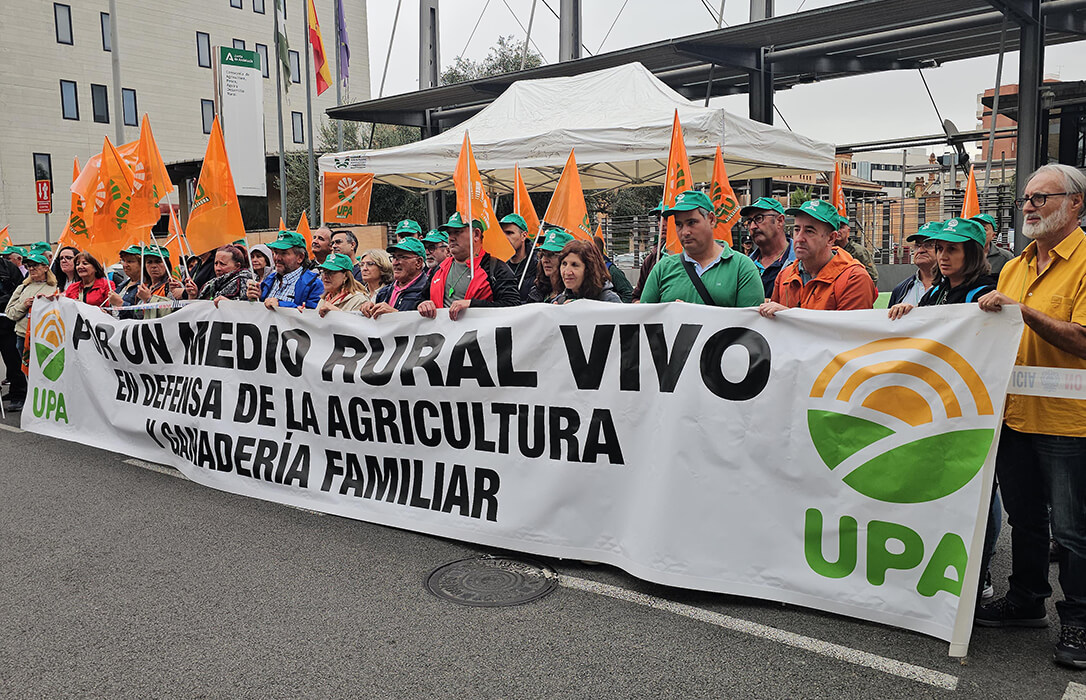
[119,458,322,516]
[1064,682,1086,700]
[0,423,26,433]
[560,574,959,691]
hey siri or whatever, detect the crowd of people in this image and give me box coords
[1,163,1085,668]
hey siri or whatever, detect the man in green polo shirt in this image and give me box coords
[639,190,764,307]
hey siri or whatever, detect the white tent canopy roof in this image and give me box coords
[318,62,836,193]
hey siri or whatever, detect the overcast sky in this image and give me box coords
[364,0,1085,154]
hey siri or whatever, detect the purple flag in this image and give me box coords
[336,0,350,82]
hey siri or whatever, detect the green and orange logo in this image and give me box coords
[806,338,995,504]
[33,309,66,382]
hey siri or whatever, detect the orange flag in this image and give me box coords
[0,227,11,250]
[297,210,312,251]
[543,150,594,242]
[708,146,740,246]
[307,0,333,96]
[831,161,847,218]
[452,132,514,261]
[961,165,980,219]
[513,164,541,238]
[322,172,373,225]
[662,110,692,254]
[186,117,246,255]
[58,158,89,252]
[593,223,605,252]
[80,137,136,264]
[127,116,174,235]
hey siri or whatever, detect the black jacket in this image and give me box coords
[508,251,538,303]
[919,274,997,306]
[0,259,25,311]
[375,271,430,312]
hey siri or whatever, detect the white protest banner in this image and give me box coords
[22,299,1023,654]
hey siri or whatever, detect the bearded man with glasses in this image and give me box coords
[740,197,793,299]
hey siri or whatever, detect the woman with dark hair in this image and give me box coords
[51,245,79,291]
[887,217,995,320]
[552,239,622,304]
[200,245,255,302]
[64,252,115,305]
[528,227,573,303]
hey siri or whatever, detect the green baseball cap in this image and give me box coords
[23,252,49,266]
[143,244,170,260]
[538,227,574,253]
[970,213,997,230]
[836,214,851,228]
[119,244,144,257]
[906,221,943,243]
[740,197,786,217]
[785,199,840,230]
[29,241,51,253]
[394,219,423,237]
[317,252,356,273]
[662,190,715,217]
[649,199,665,215]
[926,217,987,247]
[267,230,308,251]
[2,246,28,257]
[387,237,427,258]
[499,214,528,231]
[421,229,448,245]
[439,211,486,232]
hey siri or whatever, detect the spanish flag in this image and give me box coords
[307,0,333,96]
[543,150,594,242]
[185,117,246,255]
[452,132,514,261]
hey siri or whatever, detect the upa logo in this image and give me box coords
[803,337,996,597]
[32,308,69,423]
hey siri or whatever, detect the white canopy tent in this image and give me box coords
[318,62,836,193]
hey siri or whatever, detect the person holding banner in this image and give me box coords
[105,245,148,319]
[357,249,393,298]
[421,230,450,272]
[315,254,369,317]
[363,239,430,318]
[975,164,1086,669]
[249,245,273,283]
[50,246,79,292]
[499,214,537,302]
[759,199,877,316]
[888,222,940,307]
[640,191,764,308]
[551,240,622,304]
[3,253,57,412]
[741,197,793,299]
[527,227,573,304]
[246,232,324,310]
[63,252,114,306]
[418,213,521,321]
[199,245,255,303]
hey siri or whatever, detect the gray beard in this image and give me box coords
[1023,201,1075,240]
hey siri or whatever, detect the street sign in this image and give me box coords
[36,179,52,214]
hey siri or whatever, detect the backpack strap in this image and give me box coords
[680,257,717,306]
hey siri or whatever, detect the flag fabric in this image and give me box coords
[276,0,292,88]
[335,0,350,83]
[185,117,246,256]
[709,146,740,246]
[127,116,174,236]
[543,150,594,242]
[961,166,980,219]
[593,223,605,252]
[70,139,139,233]
[831,161,847,218]
[58,158,89,252]
[662,110,692,254]
[81,137,136,264]
[452,133,515,261]
[296,210,313,251]
[279,217,287,231]
[322,172,373,224]
[0,226,11,250]
[306,0,332,96]
[513,164,541,238]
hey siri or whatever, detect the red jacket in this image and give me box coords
[65,278,115,307]
[771,249,876,310]
[428,253,495,307]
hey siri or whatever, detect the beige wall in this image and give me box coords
[0,0,369,245]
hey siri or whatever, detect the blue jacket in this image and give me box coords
[260,268,324,308]
[374,271,429,311]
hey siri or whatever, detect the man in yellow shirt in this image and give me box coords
[976,164,1086,669]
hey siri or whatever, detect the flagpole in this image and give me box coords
[274,0,288,225]
[303,0,317,222]
[334,0,344,152]
[518,225,542,288]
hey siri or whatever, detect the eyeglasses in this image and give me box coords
[742,214,770,226]
[1014,192,1070,209]
[59,255,75,261]
[360,261,379,268]
[915,240,936,249]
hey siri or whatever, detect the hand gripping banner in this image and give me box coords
[23,298,1024,655]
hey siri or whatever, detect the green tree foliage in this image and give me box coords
[441,35,543,85]
[789,187,812,209]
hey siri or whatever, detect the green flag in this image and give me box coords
[276,0,291,88]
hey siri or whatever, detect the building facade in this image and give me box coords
[0,0,369,245]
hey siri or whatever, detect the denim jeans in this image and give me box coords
[996,425,1086,627]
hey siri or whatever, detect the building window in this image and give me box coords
[60,80,79,120]
[100,12,111,51]
[230,0,243,7]
[289,50,301,83]
[197,31,211,68]
[254,0,265,13]
[54,4,73,44]
[292,112,304,144]
[91,84,109,123]
[255,44,269,78]
[232,38,245,50]
[122,88,138,126]
[201,100,216,134]
[33,153,53,183]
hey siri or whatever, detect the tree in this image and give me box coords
[789,187,812,209]
[442,35,543,85]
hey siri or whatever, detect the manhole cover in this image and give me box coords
[425,556,558,607]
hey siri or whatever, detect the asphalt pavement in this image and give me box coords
[1,394,1084,699]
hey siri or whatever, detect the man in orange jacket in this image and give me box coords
[758,199,876,317]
